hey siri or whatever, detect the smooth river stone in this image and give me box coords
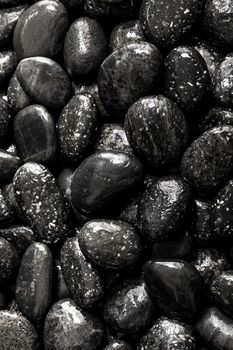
[13,162,73,245]
[13,0,69,59]
[14,105,57,165]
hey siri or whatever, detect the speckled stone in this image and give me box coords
[15,57,71,111]
[138,176,191,242]
[98,42,162,118]
[143,259,203,320]
[125,95,188,170]
[190,199,212,246]
[13,0,68,59]
[164,46,210,114]
[7,72,32,114]
[209,271,233,318]
[104,340,132,350]
[0,150,21,182]
[70,151,144,215]
[53,260,70,301]
[2,182,24,222]
[58,94,98,163]
[60,236,104,308]
[104,279,154,333]
[196,307,233,350]
[137,317,196,350]
[79,219,142,270]
[0,50,17,89]
[215,55,233,107]
[13,162,73,245]
[14,105,57,164]
[203,0,233,49]
[181,126,233,196]
[0,226,35,256]
[0,188,15,226]
[196,107,233,135]
[0,5,28,47]
[0,95,12,143]
[0,237,19,282]
[140,0,202,49]
[64,17,108,77]
[0,310,39,350]
[16,242,53,321]
[94,123,133,154]
[84,0,136,19]
[110,20,145,52]
[44,299,104,350]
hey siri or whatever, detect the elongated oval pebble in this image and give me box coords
[0,225,35,256]
[60,236,104,308]
[0,237,19,282]
[13,162,73,245]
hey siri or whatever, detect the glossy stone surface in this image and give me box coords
[16,242,53,321]
[44,299,104,350]
[64,17,108,77]
[191,199,212,246]
[13,0,68,59]
[143,259,203,320]
[58,94,98,163]
[84,0,135,19]
[0,237,18,282]
[110,20,145,52]
[0,150,21,182]
[196,307,233,350]
[7,72,32,114]
[79,219,142,270]
[70,151,144,215]
[125,95,188,169]
[0,310,39,350]
[98,42,162,118]
[210,271,233,318]
[0,95,12,142]
[15,57,71,111]
[181,126,233,196]
[140,0,202,49]
[104,340,132,350]
[137,317,196,350]
[104,279,154,333]
[215,55,233,108]
[0,225,35,256]
[138,176,191,242]
[60,236,104,308]
[197,107,233,135]
[164,46,210,114]
[14,105,57,165]
[0,50,17,89]
[13,162,73,245]
[203,0,233,49]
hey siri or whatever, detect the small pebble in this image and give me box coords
[0,237,19,282]
[84,0,136,19]
[7,72,32,114]
[0,150,21,182]
[110,20,145,52]
[0,50,18,89]
[210,270,233,318]
[53,260,70,301]
[0,188,15,226]
[104,340,132,350]
[190,199,212,246]
[0,95,12,143]
[196,107,233,135]
[215,54,233,108]
[0,225,35,256]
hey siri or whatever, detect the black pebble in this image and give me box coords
[0,237,18,283]
[110,20,145,52]
[196,107,233,135]
[0,188,15,226]
[215,55,233,108]
[0,50,18,89]
[210,270,233,318]
[7,72,32,114]
[84,0,136,19]
[0,225,35,256]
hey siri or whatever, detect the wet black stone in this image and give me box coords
[203,0,233,50]
[0,188,15,226]
[190,199,212,246]
[104,340,132,350]
[0,237,19,282]
[44,299,104,350]
[215,55,233,108]
[125,95,188,170]
[15,57,71,111]
[143,259,203,320]
[70,151,144,215]
[60,236,104,308]
[210,271,233,318]
[0,5,28,46]
[79,219,142,270]
[137,317,196,350]
[0,95,12,143]
[196,107,233,135]
[181,126,233,196]
[0,150,21,182]
[104,279,155,333]
[0,310,39,349]
[13,0,69,59]
[0,225,35,256]
[152,232,193,260]
[57,168,74,200]
[84,0,136,19]
[98,42,162,119]
[58,94,98,163]
[53,260,70,301]
[140,0,202,49]
[13,162,73,245]
[16,242,53,321]
[64,17,108,77]
[164,46,210,114]
[110,20,145,52]
[7,72,32,114]
[138,176,191,242]
[0,50,18,89]
[196,307,233,350]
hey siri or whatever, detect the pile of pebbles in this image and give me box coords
[0,0,233,349]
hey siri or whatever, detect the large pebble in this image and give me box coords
[215,55,233,108]
[60,236,104,308]
[110,20,145,52]
[79,219,142,270]
[138,176,191,242]
[125,95,188,170]
[0,225,35,256]
[0,50,18,89]
[13,0,68,59]
[70,151,143,215]
[98,42,162,118]
[13,162,73,245]
[44,299,104,350]
[0,237,19,282]
[181,126,233,196]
